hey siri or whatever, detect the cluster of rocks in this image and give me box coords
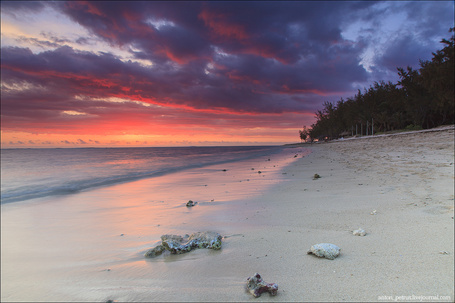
[143,228,352,298]
[141,204,373,298]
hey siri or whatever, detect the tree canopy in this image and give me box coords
[306,28,454,141]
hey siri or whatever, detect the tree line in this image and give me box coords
[302,28,454,142]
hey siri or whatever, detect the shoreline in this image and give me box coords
[1,147,307,302]
[287,124,455,146]
[1,129,454,302]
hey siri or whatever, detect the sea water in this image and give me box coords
[1,146,287,204]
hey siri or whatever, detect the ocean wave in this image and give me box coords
[1,146,287,204]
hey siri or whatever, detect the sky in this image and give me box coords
[1,1,454,148]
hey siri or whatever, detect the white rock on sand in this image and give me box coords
[352,228,366,236]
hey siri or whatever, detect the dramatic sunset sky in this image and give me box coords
[1,1,453,147]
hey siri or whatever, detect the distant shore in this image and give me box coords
[1,127,454,302]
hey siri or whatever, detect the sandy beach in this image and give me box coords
[1,126,454,302]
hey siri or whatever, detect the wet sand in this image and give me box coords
[1,126,454,302]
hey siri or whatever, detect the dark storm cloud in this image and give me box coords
[342,1,454,80]
[1,1,453,132]
[401,1,454,41]
[1,43,323,116]
[375,35,431,73]
[56,1,369,65]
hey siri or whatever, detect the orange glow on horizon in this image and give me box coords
[1,123,305,148]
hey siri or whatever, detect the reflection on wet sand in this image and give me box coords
[1,147,305,302]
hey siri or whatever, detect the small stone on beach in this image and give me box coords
[186,200,196,207]
[307,243,341,260]
[246,273,278,298]
[353,228,366,236]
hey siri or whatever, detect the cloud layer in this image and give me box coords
[1,1,453,146]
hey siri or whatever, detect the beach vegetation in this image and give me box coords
[307,28,454,141]
[404,124,423,131]
[299,126,310,142]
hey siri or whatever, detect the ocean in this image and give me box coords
[1,146,289,204]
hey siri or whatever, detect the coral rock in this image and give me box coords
[307,243,341,260]
[144,244,166,258]
[161,234,192,254]
[189,231,223,250]
[145,231,222,257]
[246,273,278,298]
[353,228,366,236]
